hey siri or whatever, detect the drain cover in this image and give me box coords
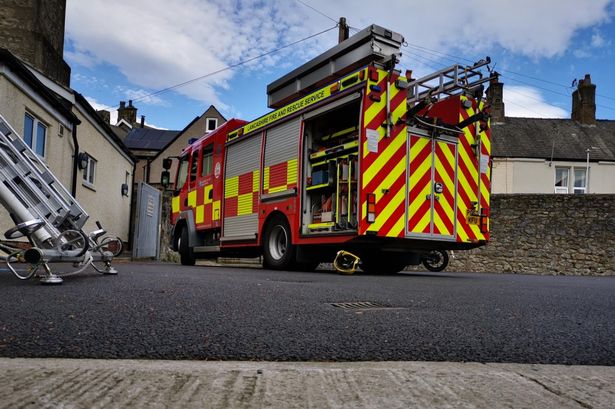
[329,301,393,310]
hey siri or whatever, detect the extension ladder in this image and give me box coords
[0,113,122,284]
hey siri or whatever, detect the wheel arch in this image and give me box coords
[260,210,292,246]
[173,211,198,249]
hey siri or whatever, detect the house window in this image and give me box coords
[82,154,97,186]
[206,118,218,133]
[555,167,588,194]
[573,168,587,194]
[201,144,213,176]
[23,113,47,156]
[554,167,569,194]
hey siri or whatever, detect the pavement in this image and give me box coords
[1,358,614,408]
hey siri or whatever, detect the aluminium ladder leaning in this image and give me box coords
[0,113,122,284]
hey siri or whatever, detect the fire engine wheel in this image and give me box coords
[422,250,449,272]
[263,216,294,270]
[360,254,406,275]
[179,228,196,266]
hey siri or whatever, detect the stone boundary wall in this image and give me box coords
[446,194,615,275]
[159,192,615,275]
[159,190,178,263]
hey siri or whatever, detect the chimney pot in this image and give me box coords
[128,100,133,107]
[140,115,145,128]
[119,101,126,108]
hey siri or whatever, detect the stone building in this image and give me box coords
[0,0,70,86]
[489,75,615,194]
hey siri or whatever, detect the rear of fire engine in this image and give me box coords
[168,24,495,274]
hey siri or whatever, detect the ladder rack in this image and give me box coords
[407,57,494,106]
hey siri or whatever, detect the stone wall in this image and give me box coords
[0,0,71,86]
[158,193,615,275]
[159,189,178,262]
[448,194,615,275]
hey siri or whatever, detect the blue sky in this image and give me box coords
[65,0,615,131]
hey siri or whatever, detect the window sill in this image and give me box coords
[82,181,96,192]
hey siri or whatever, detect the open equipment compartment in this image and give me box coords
[301,97,361,234]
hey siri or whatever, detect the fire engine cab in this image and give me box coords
[167,24,495,273]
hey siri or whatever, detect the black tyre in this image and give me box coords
[422,250,449,272]
[263,216,294,270]
[179,227,196,266]
[360,254,406,275]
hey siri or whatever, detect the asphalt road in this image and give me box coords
[0,262,614,365]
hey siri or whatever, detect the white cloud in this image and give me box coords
[306,0,612,57]
[85,97,118,124]
[66,0,326,109]
[503,85,568,118]
[66,0,612,111]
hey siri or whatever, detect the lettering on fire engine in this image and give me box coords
[241,89,329,135]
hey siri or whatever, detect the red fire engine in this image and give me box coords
[166,24,495,273]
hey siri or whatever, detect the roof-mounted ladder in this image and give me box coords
[407,57,494,106]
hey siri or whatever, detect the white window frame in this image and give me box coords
[573,168,587,194]
[206,117,218,133]
[554,166,588,194]
[554,167,569,194]
[82,154,97,189]
[23,112,47,157]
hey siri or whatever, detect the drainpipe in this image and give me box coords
[71,124,79,197]
[127,159,137,256]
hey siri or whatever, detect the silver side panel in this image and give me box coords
[225,135,261,178]
[223,214,258,239]
[223,135,261,239]
[264,119,300,167]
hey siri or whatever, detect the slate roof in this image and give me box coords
[492,117,615,162]
[123,128,180,151]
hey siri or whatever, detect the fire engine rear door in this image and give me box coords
[406,131,458,240]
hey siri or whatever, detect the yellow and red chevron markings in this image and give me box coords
[407,136,457,237]
[456,96,491,242]
[360,68,408,237]
[359,68,491,244]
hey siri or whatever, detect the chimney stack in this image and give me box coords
[571,74,596,125]
[117,100,138,125]
[140,115,145,128]
[96,109,111,124]
[486,74,505,123]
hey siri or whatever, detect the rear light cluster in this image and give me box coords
[480,208,489,233]
[367,193,376,223]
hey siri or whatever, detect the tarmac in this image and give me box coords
[1,358,614,408]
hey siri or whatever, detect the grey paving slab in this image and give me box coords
[0,359,613,409]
